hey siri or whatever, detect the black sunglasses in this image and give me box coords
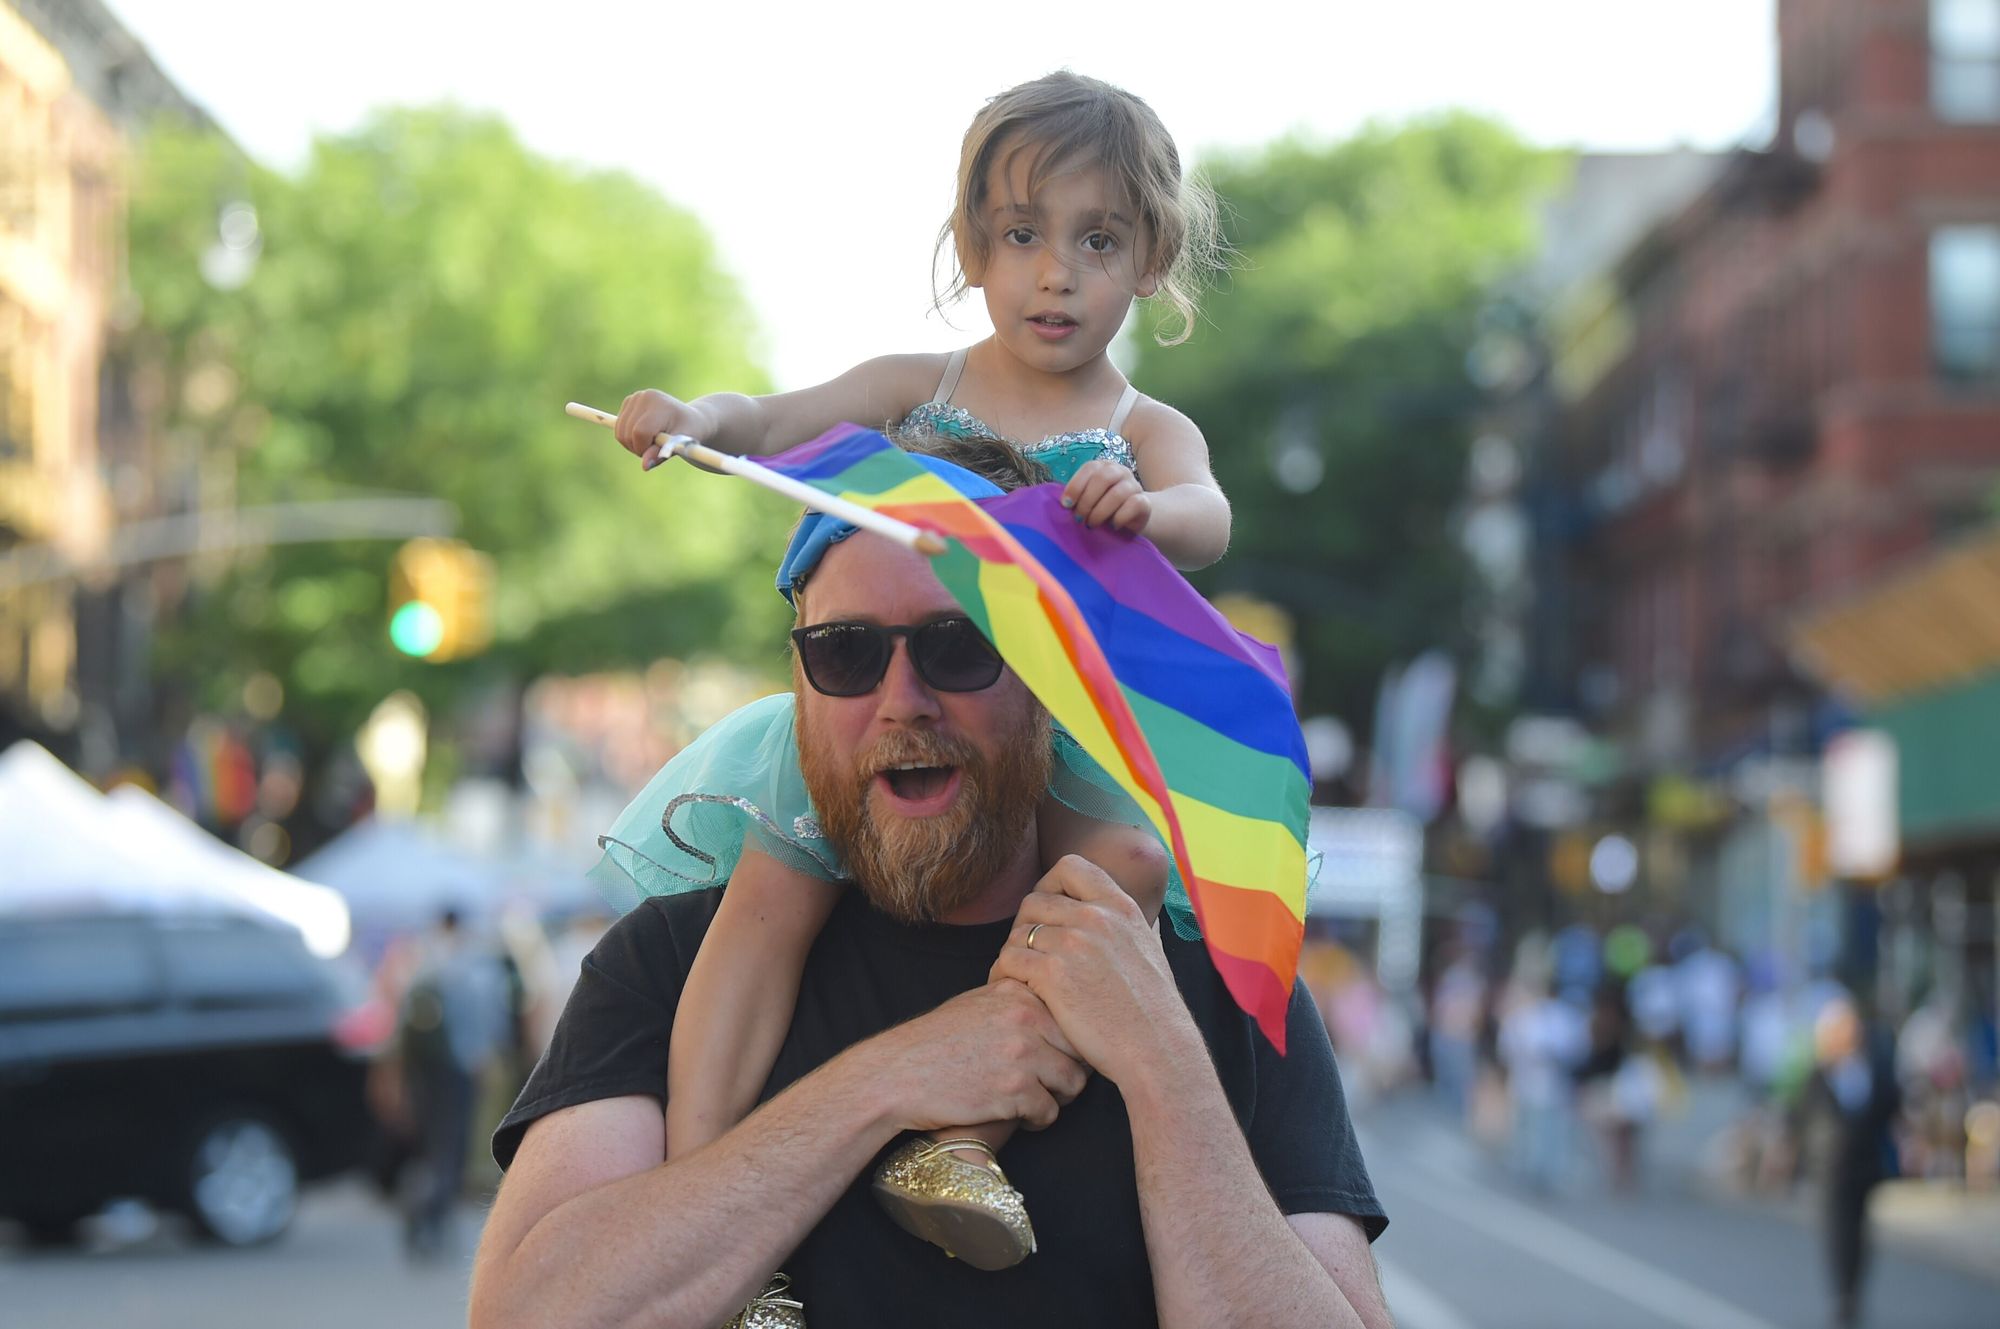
[790,617,1004,697]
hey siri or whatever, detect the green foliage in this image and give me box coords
[1131,113,1562,723]
[127,109,791,749]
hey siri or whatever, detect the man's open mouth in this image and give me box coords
[881,762,955,800]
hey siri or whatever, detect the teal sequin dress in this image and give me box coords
[592,351,1200,938]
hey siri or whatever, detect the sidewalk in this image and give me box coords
[1654,1076,2000,1288]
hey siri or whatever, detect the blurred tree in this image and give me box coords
[125,110,791,775]
[1130,113,1560,724]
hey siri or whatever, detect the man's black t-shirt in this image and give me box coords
[495,890,1386,1328]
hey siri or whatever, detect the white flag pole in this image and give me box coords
[565,403,947,556]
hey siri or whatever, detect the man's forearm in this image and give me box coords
[473,1057,893,1329]
[474,977,1083,1329]
[1122,1039,1373,1329]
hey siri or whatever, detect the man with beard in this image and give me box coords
[470,441,1390,1329]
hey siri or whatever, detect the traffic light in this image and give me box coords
[388,538,493,662]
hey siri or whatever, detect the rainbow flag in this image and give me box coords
[766,424,1310,1051]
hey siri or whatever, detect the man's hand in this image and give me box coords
[847,977,1089,1135]
[990,855,1201,1086]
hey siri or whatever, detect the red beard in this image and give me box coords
[796,694,1050,924]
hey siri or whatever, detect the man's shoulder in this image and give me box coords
[630,888,726,929]
[1157,927,1267,1052]
[594,890,726,976]
[1159,927,1230,1000]
[1156,927,1341,1073]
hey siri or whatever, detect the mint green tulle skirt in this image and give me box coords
[590,692,1200,940]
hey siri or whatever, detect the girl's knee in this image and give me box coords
[1108,829,1170,919]
[1040,803,1170,918]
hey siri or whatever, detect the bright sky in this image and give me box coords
[110,0,1776,390]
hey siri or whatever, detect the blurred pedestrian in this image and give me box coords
[1674,930,1741,1075]
[1895,989,1968,1180]
[398,907,509,1259]
[1428,945,1487,1119]
[1551,922,1602,1002]
[1499,969,1588,1194]
[1627,954,1680,1056]
[1731,956,1797,1191]
[1794,996,1901,1328]
[516,909,611,1057]
[1577,981,1645,1192]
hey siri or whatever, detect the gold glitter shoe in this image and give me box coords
[721,1273,806,1329]
[871,1135,1035,1271]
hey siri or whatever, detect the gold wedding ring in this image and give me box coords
[1025,922,1045,951]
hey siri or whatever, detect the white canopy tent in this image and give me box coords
[102,783,351,957]
[291,816,601,957]
[0,742,181,907]
[290,817,515,935]
[0,742,351,957]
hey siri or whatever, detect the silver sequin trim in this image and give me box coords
[1020,427,1138,474]
[906,402,1140,478]
[660,792,844,878]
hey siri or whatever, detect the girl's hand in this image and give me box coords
[1062,460,1151,534]
[614,389,708,470]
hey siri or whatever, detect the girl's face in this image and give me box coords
[970,144,1158,377]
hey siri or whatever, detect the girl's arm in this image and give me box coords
[664,848,840,1157]
[1066,399,1231,571]
[612,353,945,463]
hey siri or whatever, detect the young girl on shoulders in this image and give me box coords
[601,69,1230,1300]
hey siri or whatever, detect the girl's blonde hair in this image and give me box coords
[936,71,1224,347]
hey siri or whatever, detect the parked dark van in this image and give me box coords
[0,912,379,1247]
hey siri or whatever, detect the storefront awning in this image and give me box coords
[1790,526,2000,705]
[1791,526,2000,847]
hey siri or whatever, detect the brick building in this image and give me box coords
[1509,0,2000,965]
[0,0,202,763]
[1539,0,2000,770]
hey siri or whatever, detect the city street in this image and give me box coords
[1358,1096,1999,1329]
[6,3,2000,1329]
[5,1094,1996,1328]
[0,1184,483,1329]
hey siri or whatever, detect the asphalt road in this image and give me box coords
[1359,1098,1998,1329]
[0,1183,481,1329]
[5,1100,1994,1329]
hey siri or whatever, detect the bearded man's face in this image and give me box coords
[790,537,1049,924]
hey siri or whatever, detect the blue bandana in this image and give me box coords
[774,453,1004,604]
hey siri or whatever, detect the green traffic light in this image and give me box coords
[389,601,445,657]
